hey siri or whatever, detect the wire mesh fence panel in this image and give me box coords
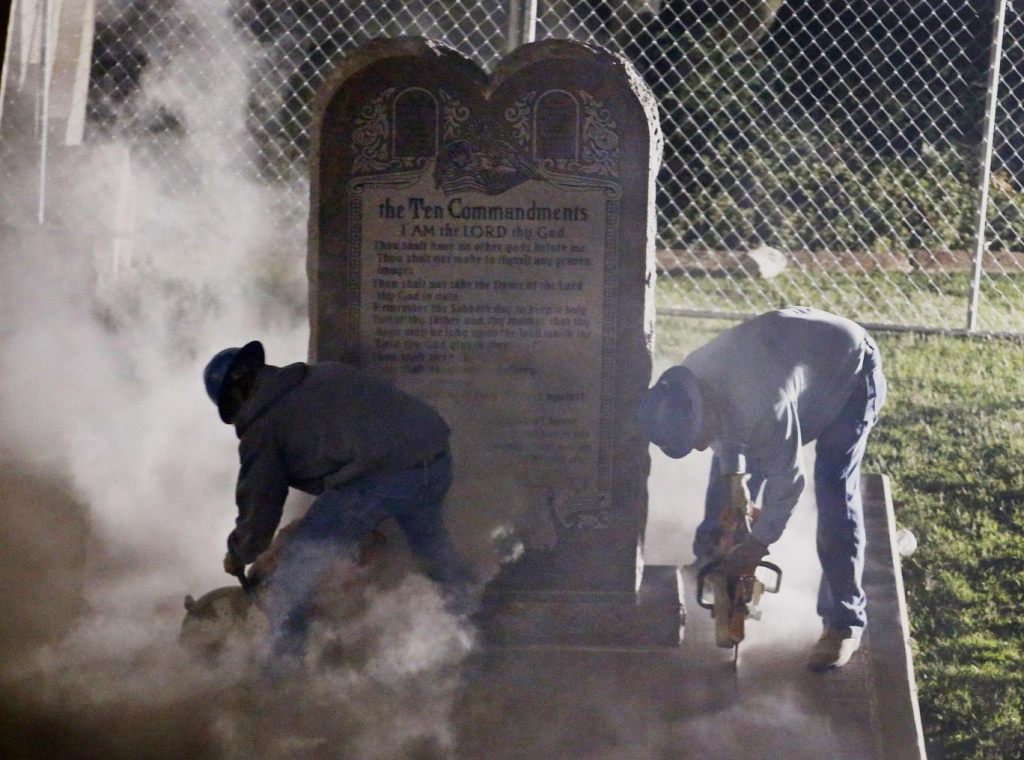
[0,0,508,282]
[539,1,1020,332]
[5,1,1024,332]
[75,1,508,243]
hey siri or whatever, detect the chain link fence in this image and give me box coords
[4,0,1024,333]
[543,0,1019,333]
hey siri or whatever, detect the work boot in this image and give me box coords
[807,627,861,671]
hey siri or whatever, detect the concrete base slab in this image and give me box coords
[454,474,927,760]
[475,564,686,648]
[861,474,927,759]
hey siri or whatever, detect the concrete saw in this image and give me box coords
[179,526,387,663]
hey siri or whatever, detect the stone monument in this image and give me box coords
[308,37,682,647]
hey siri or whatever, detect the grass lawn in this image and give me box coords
[655,268,1024,334]
[654,309,1024,760]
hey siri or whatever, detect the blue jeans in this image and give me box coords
[693,338,886,634]
[262,452,467,668]
[813,338,886,634]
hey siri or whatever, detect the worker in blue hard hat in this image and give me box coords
[639,307,886,671]
[204,341,472,677]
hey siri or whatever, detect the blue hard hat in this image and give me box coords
[203,340,265,423]
[637,365,704,459]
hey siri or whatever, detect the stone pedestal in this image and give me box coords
[478,564,684,649]
[307,37,682,647]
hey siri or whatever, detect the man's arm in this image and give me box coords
[227,437,290,566]
[747,402,806,547]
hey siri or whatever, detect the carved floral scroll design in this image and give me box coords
[351,88,395,174]
[439,90,470,140]
[503,89,620,178]
[353,87,466,173]
[580,92,619,178]
[505,92,537,148]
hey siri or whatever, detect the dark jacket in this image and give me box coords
[227,362,450,563]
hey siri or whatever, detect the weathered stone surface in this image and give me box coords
[308,37,678,644]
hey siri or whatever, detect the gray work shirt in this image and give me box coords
[681,307,871,545]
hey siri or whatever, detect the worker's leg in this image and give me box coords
[262,453,470,677]
[388,453,474,612]
[813,426,868,635]
[261,482,390,673]
[814,341,886,636]
[693,454,766,563]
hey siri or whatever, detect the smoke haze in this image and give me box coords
[1,4,847,759]
[1,3,473,757]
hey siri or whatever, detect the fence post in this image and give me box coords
[506,0,538,54]
[967,0,1009,332]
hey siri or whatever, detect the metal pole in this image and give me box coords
[522,0,537,45]
[966,0,1009,332]
[507,0,520,52]
[506,0,538,54]
[38,0,51,224]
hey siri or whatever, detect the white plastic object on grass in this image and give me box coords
[895,528,918,557]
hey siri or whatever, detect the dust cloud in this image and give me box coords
[1,3,847,759]
[1,2,472,758]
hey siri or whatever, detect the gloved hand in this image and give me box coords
[223,550,246,578]
[722,536,769,578]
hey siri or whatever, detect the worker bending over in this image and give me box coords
[204,341,471,677]
[639,307,886,670]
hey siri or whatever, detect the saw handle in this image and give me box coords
[757,560,783,593]
[695,559,783,610]
[695,561,721,610]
